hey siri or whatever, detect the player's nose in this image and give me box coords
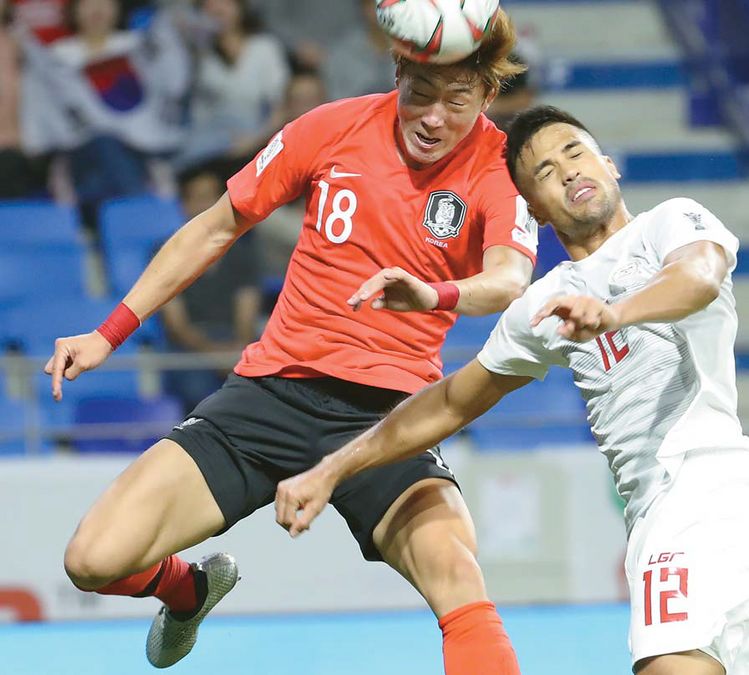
[420,103,446,130]
[562,165,581,184]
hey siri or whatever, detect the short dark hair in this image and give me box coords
[505,105,594,186]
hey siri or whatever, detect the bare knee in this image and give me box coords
[64,530,127,591]
[375,480,487,615]
[410,539,487,615]
[423,540,484,590]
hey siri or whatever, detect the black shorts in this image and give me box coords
[165,374,457,561]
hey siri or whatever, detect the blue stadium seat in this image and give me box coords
[4,296,138,356]
[0,201,81,245]
[0,367,24,454]
[73,395,184,453]
[0,397,28,455]
[442,359,466,376]
[100,250,170,346]
[0,298,24,350]
[97,197,185,346]
[99,195,183,249]
[0,390,53,455]
[38,395,76,431]
[105,246,150,298]
[0,244,86,304]
[441,314,501,370]
[31,367,140,454]
[33,368,140,404]
[444,314,501,347]
[466,368,592,451]
[99,197,183,311]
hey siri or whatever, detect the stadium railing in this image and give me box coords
[0,346,591,456]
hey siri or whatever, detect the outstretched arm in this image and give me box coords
[275,360,531,536]
[347,245,533,315]
[45,194,250,399]
[531,241,728,341]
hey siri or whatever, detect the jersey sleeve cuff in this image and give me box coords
[226,174,261,226]
[476,349,548,380]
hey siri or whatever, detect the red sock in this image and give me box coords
[439,601,520,675]
[96,555,198,613]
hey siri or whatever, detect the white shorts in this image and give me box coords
[626,447,749,673]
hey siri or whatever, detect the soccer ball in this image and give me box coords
[376,0,501,65]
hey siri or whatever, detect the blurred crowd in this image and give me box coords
[0,0,541,206]
[0,0,541,410]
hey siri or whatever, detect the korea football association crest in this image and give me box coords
[423,191,467,239]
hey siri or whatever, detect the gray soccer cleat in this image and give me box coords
[146,552,239,668]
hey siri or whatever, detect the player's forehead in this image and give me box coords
[403,62,480,95]
[518,124,599,175]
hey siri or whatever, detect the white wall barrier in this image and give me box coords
[0,446,626,621]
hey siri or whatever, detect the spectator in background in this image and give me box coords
[253,0,358,70]
[485,58,533,130]
[176,0,289,170]
[277,67,327,126]
[18,0,190,216]
[233,62,329,164]
[11,0,70,44]
[0,0,42,197]
[323,0,395,101]
[485,31,542,131]
[255,67,327,279]
[485,54,537,132]
[162,161,262,410]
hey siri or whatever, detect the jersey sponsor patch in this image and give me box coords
[423,191,467,239]
[684,211,705,230]
[256,131,284,177]
[609,259,649,296]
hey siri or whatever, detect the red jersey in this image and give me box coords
[227,92,536,394]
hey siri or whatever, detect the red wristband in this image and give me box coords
[428,282,460,311]
[96,302,141,350]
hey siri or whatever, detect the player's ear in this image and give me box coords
[603,155,621,180]
[524,193,551,227]
[482,86,498,112]
[527,202,545,225]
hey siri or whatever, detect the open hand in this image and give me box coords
[347,267,438,312]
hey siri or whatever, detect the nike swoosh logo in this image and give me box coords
[330,166,361,178]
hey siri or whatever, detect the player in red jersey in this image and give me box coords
[48,11,533,675]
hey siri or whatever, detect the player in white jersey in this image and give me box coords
[273,105,749,675]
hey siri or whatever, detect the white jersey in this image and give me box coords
[477,198,745,532]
